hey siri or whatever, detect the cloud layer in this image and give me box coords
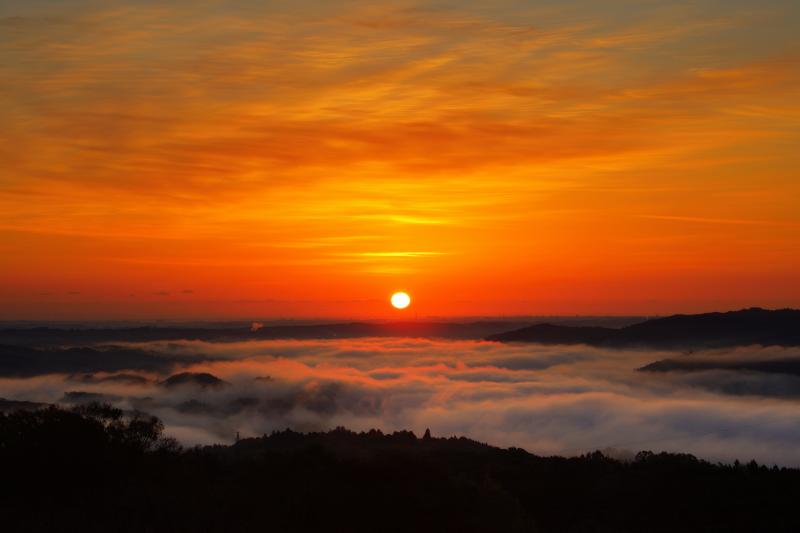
[5,337,800,466]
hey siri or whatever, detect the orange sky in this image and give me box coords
[1,0,799,319]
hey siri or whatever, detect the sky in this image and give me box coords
[1,0,799,319]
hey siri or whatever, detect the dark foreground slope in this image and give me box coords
[489,308,800,348]
[2,405,800,533]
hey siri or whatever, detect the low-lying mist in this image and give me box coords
[4,338,800,465]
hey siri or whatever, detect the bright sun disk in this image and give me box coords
[391,292,411,309]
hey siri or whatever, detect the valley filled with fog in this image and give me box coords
[5,337,800,465]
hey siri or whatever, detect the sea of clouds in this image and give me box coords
[4,338,800,465]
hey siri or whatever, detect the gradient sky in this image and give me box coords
[1,0,799,319]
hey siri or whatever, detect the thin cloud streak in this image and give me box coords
[639,215,784,226]
[1,0,799,316]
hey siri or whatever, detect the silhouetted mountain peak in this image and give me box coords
[488,308,800,348]
[0,397,48,413]
[487,323,616,344]
[160,372,228,389]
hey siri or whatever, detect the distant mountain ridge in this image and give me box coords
[488,308,800,348]
[0,318,643,346]
[160,372,228,389]
[0,321,530,346]
[639,357,800,377]
[1,309,797,349]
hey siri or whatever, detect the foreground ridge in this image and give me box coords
[2,404,800,533]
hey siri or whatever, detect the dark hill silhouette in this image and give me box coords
[0,321,531,346]
[160,372,228,389]
[0,344,197,377]
[488,323,616,344]
[488,308,800,348]
[71,372,152,385]
[60,391,122,405]
[0,397,47,412]
[2,404,800,532]
[639,357,800,377]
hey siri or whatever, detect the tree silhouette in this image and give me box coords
[2,405,799,532]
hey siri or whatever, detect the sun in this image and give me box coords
[390,291,411,309]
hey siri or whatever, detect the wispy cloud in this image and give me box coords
[639,215,780,226]
[336,251,447,258]
[1,0,799,316]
